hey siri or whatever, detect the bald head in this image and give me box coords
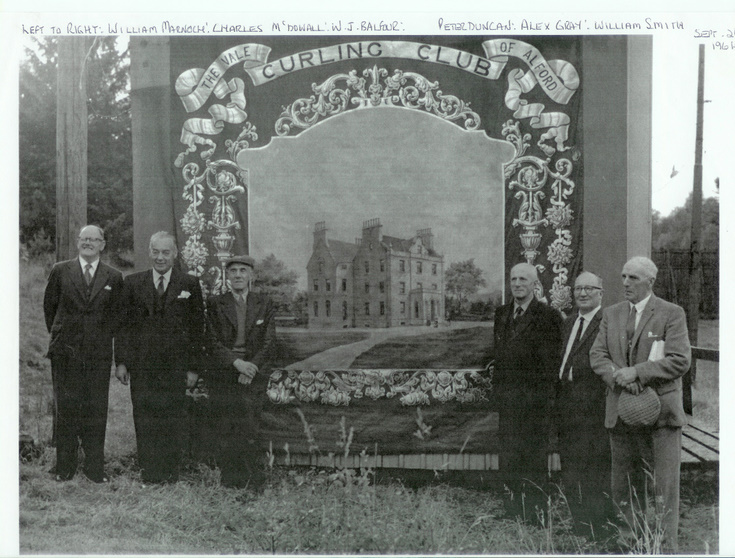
[510,263,538,305]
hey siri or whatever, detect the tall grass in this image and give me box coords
[18,254,719,555]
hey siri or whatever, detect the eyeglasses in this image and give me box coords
[79,237,104,243]
[573,286,602,294]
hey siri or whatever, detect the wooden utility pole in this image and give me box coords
[55,37,89,261]
[684,44,705,412]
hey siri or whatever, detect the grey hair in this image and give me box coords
[149,231,178,254]
[625,256,658,280]
[78,224,105,240]
[511,262,538,281]
[576,270,603,288]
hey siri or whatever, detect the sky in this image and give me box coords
[2,3,735,555]
[651,34,731,216]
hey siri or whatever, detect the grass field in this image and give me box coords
[350,326,491,369]
[18,255,720,554]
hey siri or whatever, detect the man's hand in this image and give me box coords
[613,366,638,387]
[115,364,129,386]
[234,359,258,384]
[186,371,199,389]
[624,382,642,395]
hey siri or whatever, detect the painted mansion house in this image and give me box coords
[307,219,444,328]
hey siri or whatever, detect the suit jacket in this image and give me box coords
[491,297,563,416]
[590,294,691,428]
[43,258,124,363]
[557,310,603,413]
[116,267,205,373]
[205,291,276,385]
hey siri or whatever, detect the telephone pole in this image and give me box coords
[55,37,89,261]
[684,44,705,411]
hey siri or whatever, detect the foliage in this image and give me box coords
[19,36,133,257]
[252,253,299,312]
[445,258,487,315]
[652,194,719,250]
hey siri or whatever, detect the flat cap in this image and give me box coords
[225,254,255,268]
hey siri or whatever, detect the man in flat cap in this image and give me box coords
[205,255,276,488]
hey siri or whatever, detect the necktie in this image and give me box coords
[561,316,585,380]
[157,275,165,297]
[626,305,637,365]
[84,263,93,286]
[513,306,523,321]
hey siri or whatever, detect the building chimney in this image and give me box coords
[313,221,327,247]
[362,218,382,244]
[416,228,433,251]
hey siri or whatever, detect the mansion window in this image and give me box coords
[342,301,348,320]
[380,259,385,272]
[313,279,318,291]
[380,301,385,315]
[399,282,406,294]
[417,282,422,289]
[399,260,405,272]
[379,281,385,294]
[364,282,370,294]
[326,279,331,292]
[342,278,347,291]
[414,301,420,318]
[417,261,423,274]
[313,301,319,317]
[325,300,331,317]
[364,302,370,316]
[400,302,406,314]
[432,264,437,275]
[432,284,438,291]
[364,260,369,273]
[318,260,324,274]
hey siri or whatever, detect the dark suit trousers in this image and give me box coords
[209,375,266,488]
[557,401,613,534]
[610,423,681,553]
[130,368,186,483]
[51,354,111,479]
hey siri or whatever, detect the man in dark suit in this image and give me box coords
[590,256,691,553]
[43,225,124,482]
[555,271,611,537]
[115,231,205,484]
[491,262,563,516]
[205,255,276,488]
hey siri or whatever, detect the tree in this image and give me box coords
[19,37,57,246]
[19,36,133,261]
[445,259,487,314]
[252,254,300,312]
[652,193,719,250]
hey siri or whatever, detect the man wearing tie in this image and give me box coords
[555,271,611,537]
[115,231,205,484]
[43,225,124,482]
[205,255,276,488]
[490,262,563,516]
[590,256,691,553]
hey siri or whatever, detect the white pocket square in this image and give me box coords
[104,285,112,291]
[256,319,264,325]
[178,291,191,299]
[647,332,660,338]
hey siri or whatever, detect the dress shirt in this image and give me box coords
[629,294,651,331]
[79,257,100,277]
[559,305,601,380]
[153,269,173,292]
[512,298,533,317]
